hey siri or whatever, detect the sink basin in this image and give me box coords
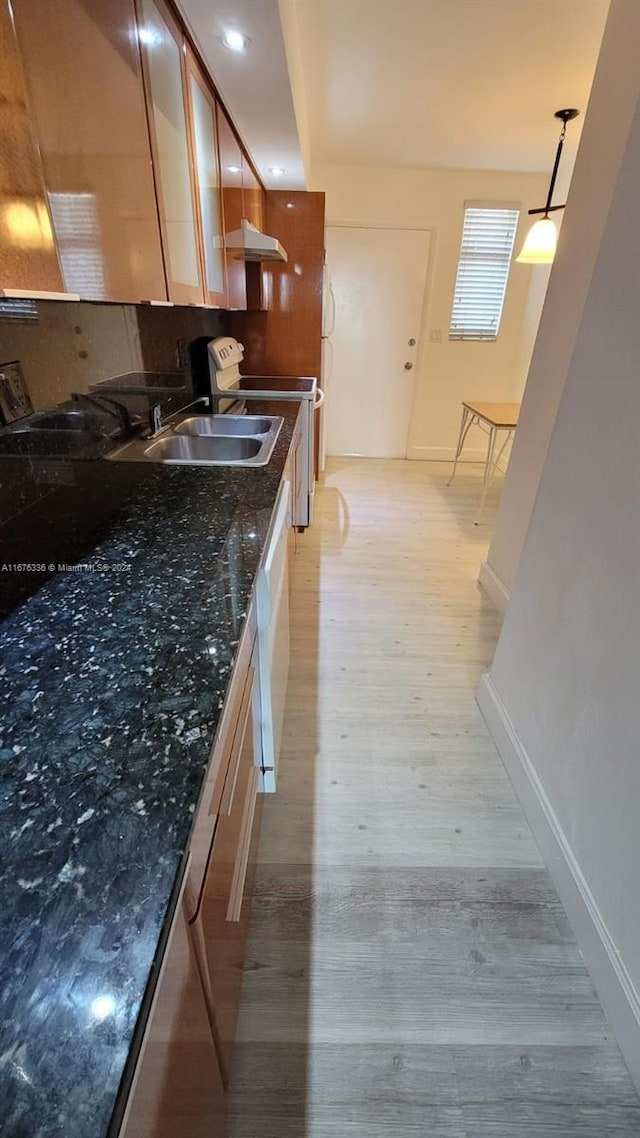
[0,395,136,461]
[175,415,273,437]
[144,435,261,464]
[108,412,283,467]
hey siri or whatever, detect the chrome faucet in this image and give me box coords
[148,404,164,438]
[146,396,208,440]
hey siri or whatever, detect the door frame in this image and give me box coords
[324,219,435,459]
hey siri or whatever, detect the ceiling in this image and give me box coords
[178,0,609,188]
[177,0,307,189]
[292,0,609,172]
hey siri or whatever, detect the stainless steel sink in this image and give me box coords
[144,435,262,464]
[0,397,132,461]
[175,415,273,437]
[108,412,283,467]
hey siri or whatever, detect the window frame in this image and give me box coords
[449,201,520,343]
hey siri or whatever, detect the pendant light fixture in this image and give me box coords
[517,108,580,264]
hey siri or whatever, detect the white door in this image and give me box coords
[325,226,431,458]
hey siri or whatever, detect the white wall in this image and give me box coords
[481,0,640,1085]
[506,264,550,403]
[311,163,549,461]
[481,0,640,598]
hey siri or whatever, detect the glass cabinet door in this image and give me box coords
[0,0,62,294]
[216,105,246,311]
[11,0,166,302]
[241,157,264,232]
[137,0,203,305]
[187,56,226,307]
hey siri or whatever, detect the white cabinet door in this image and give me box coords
[119,889,223,1138]
[256,478,291,791]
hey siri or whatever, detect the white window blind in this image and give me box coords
[449,205,519,341]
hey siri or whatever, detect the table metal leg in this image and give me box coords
[447,407,473,486]
[475,425,497,523]
[491,429,513,478]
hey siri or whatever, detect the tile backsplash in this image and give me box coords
[0,299,229,411]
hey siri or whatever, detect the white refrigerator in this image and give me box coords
[319,259,335,472]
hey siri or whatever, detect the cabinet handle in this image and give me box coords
[220,666,254,816]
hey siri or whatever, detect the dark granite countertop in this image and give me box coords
[0,399,301,1138]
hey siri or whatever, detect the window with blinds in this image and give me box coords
[449,205,520,341]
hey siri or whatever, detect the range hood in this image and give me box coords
[225,219,288,263]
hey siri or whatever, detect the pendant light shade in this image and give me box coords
[516,108,579,265]
[516,217,557,264]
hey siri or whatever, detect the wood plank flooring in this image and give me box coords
[229,459,640,1137]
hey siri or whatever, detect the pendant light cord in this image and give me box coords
[527,110,579,218]
[543,119,567,217]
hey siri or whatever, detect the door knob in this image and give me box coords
[404,362,413,370]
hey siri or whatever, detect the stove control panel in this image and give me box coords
[208,337,245,393]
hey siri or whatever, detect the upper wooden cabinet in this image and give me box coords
[241,156,264,232]
[0,1,63,295]
[216,106,246,311]
[137,0,203,305]
[3,0,267,308]
[185,51,226,308]
[11,0,166,302]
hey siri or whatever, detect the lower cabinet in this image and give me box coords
[256,478,291,793]
[189,652,262,1084]
[119,458,299,1132]
[121,606,264,1133]
[292,413,306,529]
[120,898,224,1138]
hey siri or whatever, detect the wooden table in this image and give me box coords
[448,400,521,522]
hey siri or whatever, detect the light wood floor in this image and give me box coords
[229,459,640,1136]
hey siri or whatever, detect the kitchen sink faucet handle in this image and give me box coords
[150,404,163,437]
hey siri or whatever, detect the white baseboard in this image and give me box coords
[477,673,640,1093]
[407,445,487,463]
[478,560,510,616]
[407,445,510,473]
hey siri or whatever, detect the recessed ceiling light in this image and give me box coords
[221,29,249,52]
[269,167,285,177]
[286,202,294,209]
[227,165,241,174]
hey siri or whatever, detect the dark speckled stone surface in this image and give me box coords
[0,401,300,1138]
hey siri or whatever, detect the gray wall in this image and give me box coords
[481,0,640,597]
[484,1,640,1081]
